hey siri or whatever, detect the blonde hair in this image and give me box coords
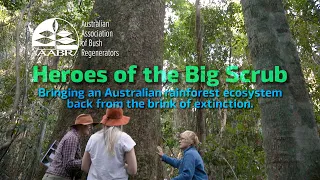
[181,130,200,146]
[100,126,122,155]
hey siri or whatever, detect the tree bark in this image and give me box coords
[40,1,165,180]
[195,0,206,144]
[241,0,320,179]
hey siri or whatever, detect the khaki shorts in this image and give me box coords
[42,173,70,180]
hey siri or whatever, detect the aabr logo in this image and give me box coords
[32,18,79,56]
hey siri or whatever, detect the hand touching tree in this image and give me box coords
[156,146,164,157]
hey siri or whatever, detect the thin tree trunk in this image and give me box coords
[195,0,205,144]
[241,0,320,179]
[219,78,228,137]
[219,106,227,138]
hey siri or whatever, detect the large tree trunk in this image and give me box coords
[38,1,165,179]
[241,0,320,179]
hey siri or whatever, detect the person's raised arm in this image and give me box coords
[157,146,181,168]
[125,148,137,175]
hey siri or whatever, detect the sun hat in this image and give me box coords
[100,108,130,126]
[71,114,98,126]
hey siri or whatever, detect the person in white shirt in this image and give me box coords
[81,108,137,180]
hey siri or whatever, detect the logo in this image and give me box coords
[32,18,79,56]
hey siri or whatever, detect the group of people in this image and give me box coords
[42,108,208,180]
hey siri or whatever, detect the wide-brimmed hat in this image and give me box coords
[100,108,130,126]
[71,114,98,127]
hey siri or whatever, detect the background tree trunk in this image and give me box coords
[38,0,165,179]
[195,0,206,144]
[241,0,320,179]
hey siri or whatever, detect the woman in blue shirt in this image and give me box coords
[157,130,208,180]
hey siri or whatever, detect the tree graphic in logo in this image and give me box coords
[32,18,79,56]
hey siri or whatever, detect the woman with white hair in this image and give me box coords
[157,130,208,180]
[82,108,137,180]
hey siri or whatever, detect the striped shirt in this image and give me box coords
[46,128,82,179]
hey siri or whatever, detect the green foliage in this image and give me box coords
[0,0,25,11]
[163,0,266,179]
[0,0,94,178]
[203,122,265,179]
[162,117,179,149]
[0,0,319,179]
